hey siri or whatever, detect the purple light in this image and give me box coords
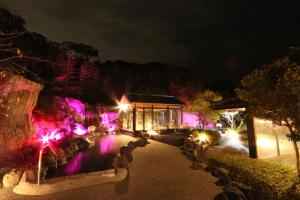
[99,135,117,154]
[183,112,214,129]
[39,129,63,145]
[74,123,87,136]
[183,112,199,128]
[101,112,118,132]
[65,98,86,119]
[64,152,84,175]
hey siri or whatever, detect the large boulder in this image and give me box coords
[55,147,67,165]
[213,167,229,178]
[2,169,22,188]
[63,147,74,158]
[127,141,136,151]
[76,138,90,151]
[215,176,232,186]
[231,181,252,198]
[43,153,57,167]
[213,193,230,200]
[0,73,43,158]
[134,138,150,147]
[223,185,247,200]
[24,169,37,183]
[113,154,128,174]
[120,146,133,162]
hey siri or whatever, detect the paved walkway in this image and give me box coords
[0,136,221,200]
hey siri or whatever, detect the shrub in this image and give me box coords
[207,153,299,200]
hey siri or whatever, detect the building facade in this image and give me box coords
[213,98,293,159]
[119,93,185,132]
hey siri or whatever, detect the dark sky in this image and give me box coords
[2,0,300,88]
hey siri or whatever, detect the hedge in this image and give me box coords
[207,153,299,200]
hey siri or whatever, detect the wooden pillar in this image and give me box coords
[246,113,257,158]
[142,107,145,131]
[127,110,130,129]
[180,107,183,127]
[175,109,178,129]
[151,105,154,129]
[133,105,136,132]
[273,124,280,156]
[166,106,170,129]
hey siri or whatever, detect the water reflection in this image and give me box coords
[99,135,117,154]
[46,136,119,178]
[64,152,84,175]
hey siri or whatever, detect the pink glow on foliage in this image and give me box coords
[183,112,214,129]
[99,135,116,154]
[40,129,63,145]
[65,98,85,119]
[101,112,118,132]
[74,123,87,136]
[183,112,199,128]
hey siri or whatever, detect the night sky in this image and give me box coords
[1,0,300,88]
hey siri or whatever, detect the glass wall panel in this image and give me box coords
[176,110,182,128]
[254,118,294,159]
[276,125,294,155]
[144,109,152,130]
[169,109,176,128]
[121,112,128,129]
[136,109,143,130]
[128,110,133,130]
[153,109,168,129]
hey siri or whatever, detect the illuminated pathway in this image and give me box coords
[0,135,221,200]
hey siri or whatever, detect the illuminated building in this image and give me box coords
[118,93,185,132]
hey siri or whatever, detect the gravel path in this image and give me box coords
[0,135,221,200]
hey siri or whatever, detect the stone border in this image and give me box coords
[13,168,127,195]
[12,137,150,196]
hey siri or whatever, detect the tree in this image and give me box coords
[188,90,222,129]
[236,48,300,175]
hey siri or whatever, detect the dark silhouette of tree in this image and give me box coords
[236,48,300,176]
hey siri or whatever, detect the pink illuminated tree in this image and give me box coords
[188,90,222,129]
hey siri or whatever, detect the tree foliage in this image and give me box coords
[236,49,300,136]
[188,90,222,129]
[236,48,300,175]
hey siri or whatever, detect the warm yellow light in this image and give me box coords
[147,130,158,136]
[88,125,96,132]
[257,137,276,148]
[225,129,239,140]
[146,122,152,129]
[118,103,129,112]
[255,118,272,124]
[198,133,208,142]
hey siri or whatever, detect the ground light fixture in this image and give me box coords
[37,129,63,185]
[198,133,208,142]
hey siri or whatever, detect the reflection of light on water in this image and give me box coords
[220,129,248,152]
[64,152,84,175]
[99,135,117,154]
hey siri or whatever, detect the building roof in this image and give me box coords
[126,93,185,105]
[211,97,248,110]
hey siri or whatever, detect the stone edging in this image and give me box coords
[12,137,150,195]
[13,168,127,195]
